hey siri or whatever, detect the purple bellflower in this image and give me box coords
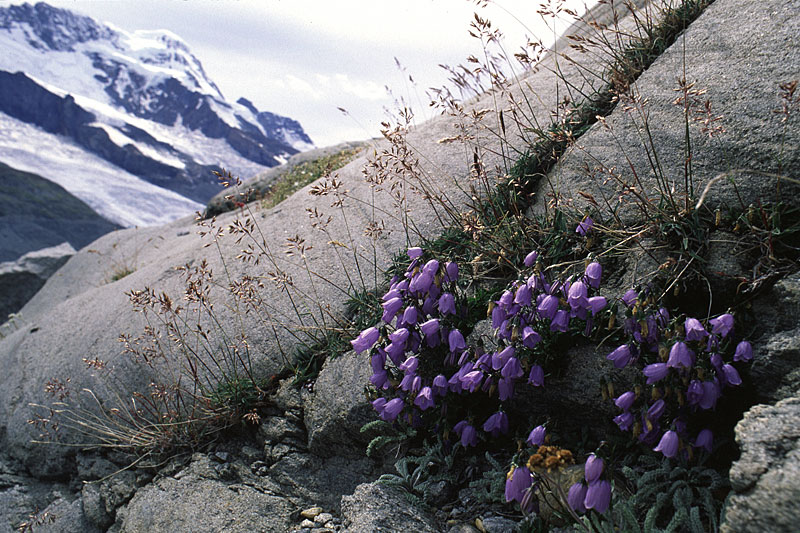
[414,387,435,410]
[654,430,679,458]
[684,318,708,341]
[621,289,638,308]
[647,399,666,421]
[438,293,456,315]
[614,391,636,411]
[643,363,669,384]
[734,341,753,362]
[538,295,559,320]
[584,480,611,513]
[694,429,713,453]
[501,357,524,380]
[527,425,546,446]
[584,454,604,483]
[498,377,515,401]
[380,398,404,422]
[614,412,634,431]
[709,313,734,337]
[483,411,509,437]
[351,327,380,354]
[419,318,440,336]
[454,420,478,447]
[607,344,632,369]
[522,326,541,349]
[585,262,602,288]
[448,329,466,353]
[524,250,539,267]
[445,261,459,282]
[588,296,607,314]
[400,306,418,326]
[432,374,448,396]
[567,483,587,513]
[568,281,589,310]
[514,284,532,306]
[551,310,569,332]
[528,365,544,387]
[505,466,533,504]
[667,342,694,368]
[407,247,423,259]
[722,364,742,386]
[576,216,594,236]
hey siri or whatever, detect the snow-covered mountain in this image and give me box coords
[0,2,314,228]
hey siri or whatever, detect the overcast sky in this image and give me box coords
[40,0,590,147]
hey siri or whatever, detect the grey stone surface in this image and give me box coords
[0,242,74,322]
[750,272,800,401]
[118,454,295,533]
[29,494,101,533]
[542,0,800,218]
[0,454,72,532]
[305,350,375,456]
[721,397,800,533]
[340,481,439,532]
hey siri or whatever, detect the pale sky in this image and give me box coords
[31,0,590,147]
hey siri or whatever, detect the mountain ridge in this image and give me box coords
[0,1,313,226]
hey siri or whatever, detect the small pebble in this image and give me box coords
[300,519,315,528]
[314,513,334,524]
[300,507,323,519]
[212,451,230,462]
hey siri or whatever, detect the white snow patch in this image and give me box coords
[92,122,186,169]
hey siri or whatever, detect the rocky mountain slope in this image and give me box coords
[0,2,313,228]
[0,0,797,531]
[0,161,119,262]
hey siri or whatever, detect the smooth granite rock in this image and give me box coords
[542,0,800,218]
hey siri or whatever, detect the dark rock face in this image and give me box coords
[721,397,800,533]
[749,273,800,402]
[0,242,75,323]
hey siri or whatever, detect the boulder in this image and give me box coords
[0,242,74,323]
[305,350,376,456]
[721,397,800,533]
[749,272,800,401]
[340,481,439,532]
[117,454,295,533]
[543,0,800,218]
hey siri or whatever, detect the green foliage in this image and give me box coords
[624,456,727,533]
[362,419,417,459]
[467,452,506,505]
[261,145,365,209]
[377,437,459,506]
[207,377,268,416]
[109,266,135,282]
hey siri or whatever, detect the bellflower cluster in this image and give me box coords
[567,454,612,514]
[607,301,754,459]
[358,248,612,450]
